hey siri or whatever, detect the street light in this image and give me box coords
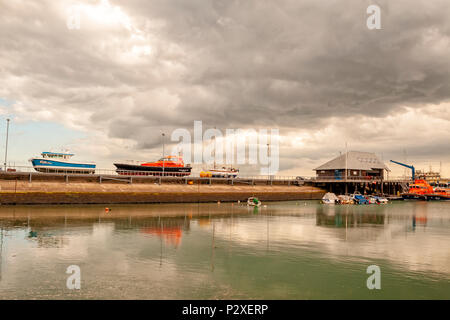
[4,118,10,171]
[162,132,165,176]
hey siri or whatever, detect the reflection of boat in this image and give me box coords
[247,197,261,207]
[141,226,183,246]
[114,156,191,176]
[402,179,433,200]
[322,193,338,204]
[29,151,96,174]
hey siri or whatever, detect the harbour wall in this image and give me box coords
[0,176,325,205]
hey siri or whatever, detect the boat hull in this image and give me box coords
[424,194,450,201]
[210,172,238,178]
[30,158,96,174]
[114,163,192,176]
[401,193,427,200]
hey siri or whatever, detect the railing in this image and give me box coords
[0,165,310,181]
[314,175,413,182]
[0,165,427,183]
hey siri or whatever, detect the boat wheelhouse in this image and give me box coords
[30,152,96,174]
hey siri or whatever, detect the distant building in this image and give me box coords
[314,151,389,180]
[416,169,441,183]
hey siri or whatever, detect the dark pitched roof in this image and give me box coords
[314,151,390,171]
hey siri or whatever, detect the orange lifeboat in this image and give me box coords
[402,179,434,200]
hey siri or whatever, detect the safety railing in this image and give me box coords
[0,165,313,181]
[0,165,424,182]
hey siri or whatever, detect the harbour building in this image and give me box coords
[314,151,390,181]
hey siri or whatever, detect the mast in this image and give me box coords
[345,142,348,182]
[4,118,10,171]
[162,132,165,176]
[213,127,216,169]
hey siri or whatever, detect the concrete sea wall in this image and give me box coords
[0,179,325,205]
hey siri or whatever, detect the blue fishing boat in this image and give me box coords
[30,151,96,174]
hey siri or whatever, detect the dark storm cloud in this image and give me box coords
[0,0,449,171]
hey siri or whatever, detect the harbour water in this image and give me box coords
[0,201,449,299]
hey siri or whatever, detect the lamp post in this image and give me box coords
[4,118,10,171]
[162,132,165,177]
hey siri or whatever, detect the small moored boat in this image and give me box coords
[337,195,354,204]
[322,192,338,204]
[247,197,261,207]
[352,192,369,205]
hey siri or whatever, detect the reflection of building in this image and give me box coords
[28,232,69,248]
[315,151,389,180]
[316,211,385,228]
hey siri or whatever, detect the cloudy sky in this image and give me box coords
[0,0,449,176]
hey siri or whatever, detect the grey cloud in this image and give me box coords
[0,0,449,171]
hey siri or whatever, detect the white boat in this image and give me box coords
[247,197,261,207]
[372,196,389,204]
[209,167,239,178]
[322,192,338,204]
[30,151,96,174]
[207,134,239,178]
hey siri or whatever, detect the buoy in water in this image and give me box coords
[105,207,111,213]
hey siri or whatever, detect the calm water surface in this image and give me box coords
[0,201,449,299]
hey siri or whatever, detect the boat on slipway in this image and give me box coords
[114,156,192,176]
[30,151,96,174]
[201,167,239,178]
